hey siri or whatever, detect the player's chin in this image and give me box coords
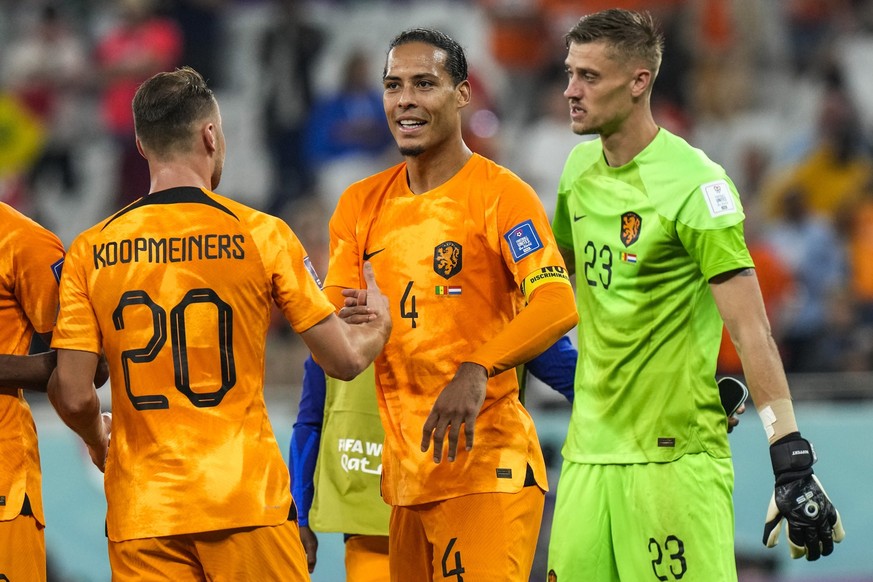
[570,121,595,136]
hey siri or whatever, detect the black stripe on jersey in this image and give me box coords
[102,187,239,231]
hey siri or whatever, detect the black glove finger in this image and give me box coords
[820,523,835,557]
[804,527,821,561]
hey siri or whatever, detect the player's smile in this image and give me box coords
[396,117,427,134]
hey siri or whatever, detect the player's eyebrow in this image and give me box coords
[384,73,440,83]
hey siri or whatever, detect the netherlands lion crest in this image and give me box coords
[434,241,462,279]
[620,211,642,247]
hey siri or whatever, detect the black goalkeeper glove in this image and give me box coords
[762,433,845,560]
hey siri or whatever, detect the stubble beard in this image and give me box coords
[399,145,424,157]
[571,121,597,136]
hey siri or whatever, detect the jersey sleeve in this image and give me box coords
[525,334,577,403]
[14,224,65,335]
[323,189,363,299]
[497,176,571,302]
[289,354,326,526]
[264,218,335,333]
[52,234,102,354]
[551,162,576,251]
[676,178,754,279]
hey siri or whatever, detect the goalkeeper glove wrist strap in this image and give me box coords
[770,432,816,485]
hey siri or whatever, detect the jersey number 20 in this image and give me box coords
[112,288,236,410]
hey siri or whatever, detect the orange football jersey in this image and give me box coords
[326,154,567,505]
[0,202,64,525]
[52,187,334,541]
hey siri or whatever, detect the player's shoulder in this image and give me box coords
[647,129,726,179]
[346,162,406,196]
[201,190,268,222]
[562,138,603,177]
[0,202,64,254]
[643,131,743,225]
[334,161,407,218]
[468,154,539,201]
[0,202,50,235]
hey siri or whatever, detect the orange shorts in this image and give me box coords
[345,534,389,582]
[389,485,544,582]
[0,513,46,582]
[108,521,309,581]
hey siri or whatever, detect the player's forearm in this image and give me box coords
[711,269,798,442]
[0,351,57,391]
[733,328,798,443]
[468,283,578,377]
[305,315,389,382]
[47,368,105,448]
[352,320,390,365]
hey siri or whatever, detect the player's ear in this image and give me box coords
[456,79,471,110]
[202,122,217,154]
[630,68,652,98]
[135,137,147,160]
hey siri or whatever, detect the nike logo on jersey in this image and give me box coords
[362,248,385,261]
[573,213,587,222]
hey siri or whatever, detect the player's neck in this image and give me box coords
[404,142,473,195]
[601,114,659,168]
[147,159,213,194]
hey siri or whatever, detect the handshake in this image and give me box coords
[762,433,845,561]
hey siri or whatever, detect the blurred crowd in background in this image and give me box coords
[3,0,873,390]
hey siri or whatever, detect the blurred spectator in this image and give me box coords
[2,3,88,205]
[507,71,588,216]
[764,188,847,373]
[782,0,851,75]
[95,0,182,209]
[259,0,323,217]
[171,0,226,89]
[717,241,794,375]
[845,183,873,326]
[761,66,873,221]
[304,48,395,200]
[838,181,873,371]
[479,0,552,125]
[680,0,763,120]
[461,69,502,161]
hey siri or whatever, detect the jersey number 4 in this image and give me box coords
[113,288,236,410]
[400,280,418,328]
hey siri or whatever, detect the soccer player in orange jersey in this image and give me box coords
[325,29,578,581]
[0,202,65,582]
[47,66,391,580]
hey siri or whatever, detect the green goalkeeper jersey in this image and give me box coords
[552,128,754,464]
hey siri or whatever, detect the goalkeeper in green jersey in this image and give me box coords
[547,8,844,581]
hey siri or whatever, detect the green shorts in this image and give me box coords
[547,453,736,582]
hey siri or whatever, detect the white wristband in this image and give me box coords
[758,398,798,444]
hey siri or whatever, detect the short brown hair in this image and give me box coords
[133,66,216,155]
[565,9,663,77]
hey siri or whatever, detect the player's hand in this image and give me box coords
[727,402,745,433]
[718,376,747,434]
[339,262,391,336]
[762,434,845,560]
[421,362,487,463]
[87,411,112,472]
[298,525,318,573]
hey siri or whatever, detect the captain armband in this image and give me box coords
[520,266,572,302]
